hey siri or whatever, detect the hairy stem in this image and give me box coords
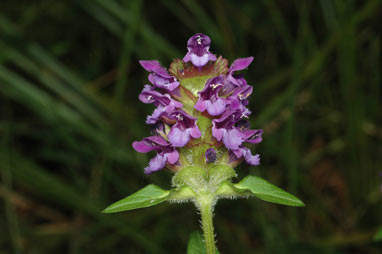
[197,195,217,254]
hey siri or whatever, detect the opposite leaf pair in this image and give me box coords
[102,175,304,214]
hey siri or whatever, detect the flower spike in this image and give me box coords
[105,33,305,254]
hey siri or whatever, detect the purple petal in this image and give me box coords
[228,98,240,110]
[205,99,226,116]
[138,85,160,104]
[212,127,226,141]
[165,81,180,91]
[145,136,169,146]
[223,128,244,150]
[140,60,172,79]
[139,60,161,72]
[232,148,243,158]
[165,100,183,114]
[146,106,166,124]
[229,57,254,73]
[190,53,210,67]
[187,33,211,48]
[189,125,201,139]
[168,127,190,147]
[132,140,154,153]
[148,74,179,90]
[229,84,253,102]
[242,147,260,166]
[166,150,179,164]
[144,153,167,174]
[183,52,191,62]
[194,99,207,112]
[245,129,263,144]
[207,52,217,61]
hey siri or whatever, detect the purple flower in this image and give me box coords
[227,57,254,86]
[212,107,250,142]
[138,85,183,124]
[211,103,262,166]
[183,33,217,67]
[226,83,253,109]
[140,60,179,91]
[229,148,260,166]
[132,136,179,174]
[221,57,253,96]
[229,128,263,166]
[168,110,201,147]
[194,76,228,116]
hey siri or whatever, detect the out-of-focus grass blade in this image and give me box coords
[0,43,107,129]
[0,64,103,143]
[113,0,142,113]
[320,0,339,31]
[88,0,181,58]
[0,65,53,110]
[160,0,197,31]
[263,0,294,54]
[1,123,22,254]
[0,149,166,254]
[181,0,222,45]
[0,15,21,37]
[255,0,376,127]
[79,1,124,36]
[0,63,139,170]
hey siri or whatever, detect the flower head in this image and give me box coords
[133,33,263,174]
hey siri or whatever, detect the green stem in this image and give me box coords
[197,195,217,254]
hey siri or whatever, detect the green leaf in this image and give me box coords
[187,231,220,254]
[233,175,305,207]
[187,231,205,254]
[374,226,382,242]
[103,184,170,213]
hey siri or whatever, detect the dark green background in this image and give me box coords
[0,0,380,253]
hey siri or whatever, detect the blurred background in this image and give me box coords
[0,0,381,253]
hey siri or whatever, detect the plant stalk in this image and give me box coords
[198,195,217,254]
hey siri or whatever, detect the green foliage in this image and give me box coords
[233,175,305,206]
[103,184,170,213]
[187,231,206,254]
[374,227,382,242]
[187,231,220,254]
